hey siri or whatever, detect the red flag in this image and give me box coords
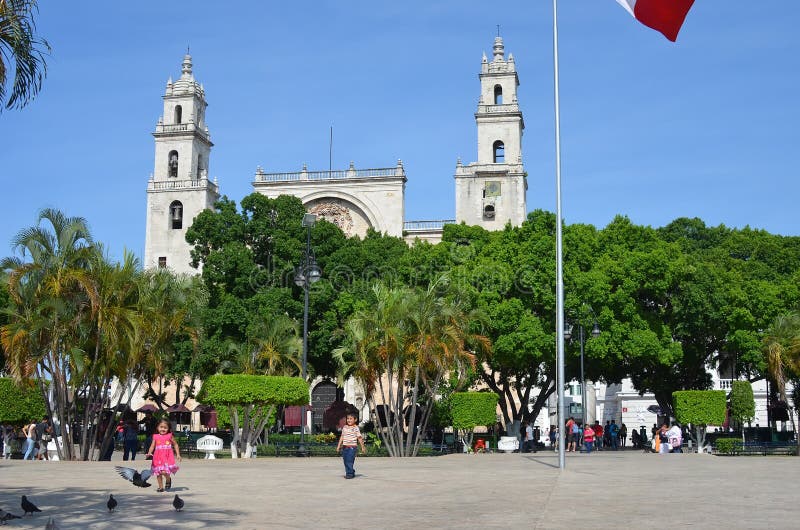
[616,0,695,42]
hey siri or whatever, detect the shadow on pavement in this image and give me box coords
[0,486,238,529]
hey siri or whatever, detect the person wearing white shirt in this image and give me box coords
[666,423,683,453]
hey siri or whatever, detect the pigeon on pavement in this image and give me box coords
[114,466,153,488]
[0,509,22,525]
[107,494,118,513]
[172,494,184,512]
[20,496,41,516]
[44,516,60,530]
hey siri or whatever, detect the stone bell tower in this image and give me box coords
[455,36,527,229]
[144,54,219,274]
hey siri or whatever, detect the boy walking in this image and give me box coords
[336,414,366,479]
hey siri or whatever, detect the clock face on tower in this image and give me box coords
[485,181,501,197]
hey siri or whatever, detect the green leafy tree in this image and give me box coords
[449,392,498,448]
[0,0,50,110]
[673,390,727,452]
[729,380,755,443]
[198,374,308,458]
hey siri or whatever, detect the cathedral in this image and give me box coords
[144,36,528,275]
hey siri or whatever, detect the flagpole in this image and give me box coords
[552,0,567,471]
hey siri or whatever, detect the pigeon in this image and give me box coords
[114,466,153,488]
[44,517,60,530]
[0,509,22,525]
[172,494,184,512]
[107,494,117,513]
[21,495,41,515]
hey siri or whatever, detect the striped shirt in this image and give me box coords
[340,425,362,446]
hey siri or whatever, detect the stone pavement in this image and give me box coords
[0,450,797,529]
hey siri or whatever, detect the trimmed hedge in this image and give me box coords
[198,374,308,406]
[450,392,498,431]
[673,390,727,426]
[715,438,739,455]
[0,378,46,424]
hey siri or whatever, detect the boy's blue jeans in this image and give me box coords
[342,446,357,477]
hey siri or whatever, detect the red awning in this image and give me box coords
[167,404,191,413]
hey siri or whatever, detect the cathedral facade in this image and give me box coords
[144,36,527,275]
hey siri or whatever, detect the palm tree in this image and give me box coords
[1,208,98,460]
[0,0,50,110]
[335,279,487,457]
[762,311,800,454]
[136,269,206,412]
[243,314,302,376]
[79,249,143,460]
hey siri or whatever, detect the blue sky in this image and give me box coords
[1,1,798,261]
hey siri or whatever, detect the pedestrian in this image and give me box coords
[146,419,182,492]
[619,423,628,448]
[609,420,619,450]
[583,422,595,453]
[593,420,603,451]
[336,413,366,479]
[35,416,53,460]
[549,425,558,451]
[141,411,157,457]
[123,420,139,461]
[565,417,575,452]
[2,424,15,459]
[22,419,37,460]
[658,423,670,454]
[523,422,533,453]
[572,421,583,451]
[666,422,683,453]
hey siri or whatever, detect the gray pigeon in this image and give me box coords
[0,509,22,525]
[114,466,153,488]
[20,495,41,515]
[107,494,117,513]
[44,517,60,530]
[172,494,184,512]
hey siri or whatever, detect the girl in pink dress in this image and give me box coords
[146,420,182,492]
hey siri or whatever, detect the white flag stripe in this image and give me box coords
[616,0,636,17]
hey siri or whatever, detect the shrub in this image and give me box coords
[715,438,740,455]
[0,378,46,424]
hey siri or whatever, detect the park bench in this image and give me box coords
[735,441,796,456]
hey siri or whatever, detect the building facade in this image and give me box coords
[144,37,529,271]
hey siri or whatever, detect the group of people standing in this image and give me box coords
[563,417,628,453]
[1,416,53,460]
[652,422,683,453]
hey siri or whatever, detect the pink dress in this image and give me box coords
[151,433,179,476]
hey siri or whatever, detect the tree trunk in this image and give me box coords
[229,405,240,459]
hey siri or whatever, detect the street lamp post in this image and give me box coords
[294,213,321,455]
[564,316,600,427]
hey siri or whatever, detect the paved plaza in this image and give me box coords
[0,450,797,529]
